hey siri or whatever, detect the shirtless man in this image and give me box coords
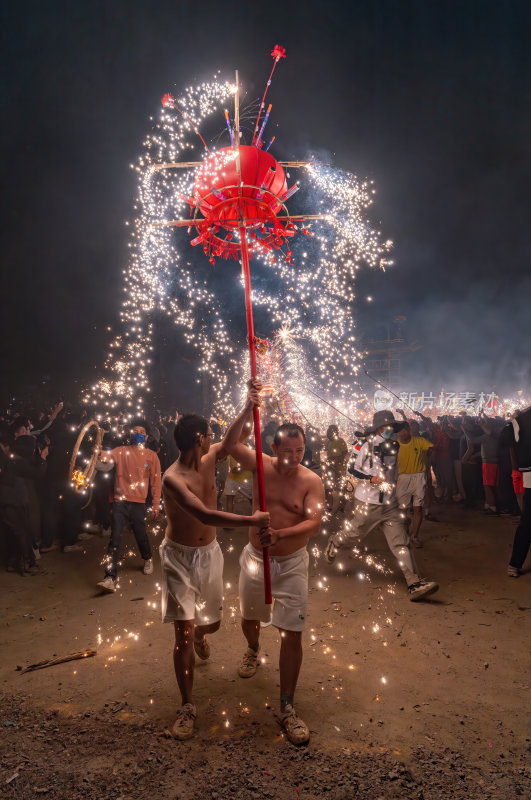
[160,410,270,740]
[224,385,325,744]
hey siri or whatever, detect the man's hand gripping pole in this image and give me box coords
[240,224,272,604]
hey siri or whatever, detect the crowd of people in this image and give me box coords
[1,397,529,578]
[0,402,178,575]
[1,391,530,743]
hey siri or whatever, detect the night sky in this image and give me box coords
[2,0,530,409]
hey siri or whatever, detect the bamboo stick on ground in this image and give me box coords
[22,650,97,673]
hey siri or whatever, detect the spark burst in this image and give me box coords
[84,69,392,420]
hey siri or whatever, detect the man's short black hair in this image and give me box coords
[273,423,306,447]
[131,417,149,432]
[175,414,209,451]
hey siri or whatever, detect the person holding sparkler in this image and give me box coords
[159,404,270,741]
[224,380,325,745]
[325,410,439,602]
[96,419,161,593]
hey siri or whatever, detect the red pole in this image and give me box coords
[239,224,272,605]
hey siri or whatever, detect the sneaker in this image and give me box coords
[507,565,521,578]
[83,522,100,533]
[171,703,196,740]
[324,536,338,564]
[238,646,260,678]
[408,579,439,602]
[97,576,116,593]
[25,563,47,575]
[64,544,83,552]
[143,558,154,575]
[484,508,498,516]
[39,544,58,553]
[194,636,210,660]
[281,704,310,745]
[78,532,93,541]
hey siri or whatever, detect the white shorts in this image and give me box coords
[239,544,309,632]
[396,472,427,508]
[224,477,252,500]
[159,537,223,624]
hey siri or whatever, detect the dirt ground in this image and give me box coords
[1,500,530,799]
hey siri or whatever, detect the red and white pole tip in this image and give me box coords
[161,92,175,108]
[271,44,286,61]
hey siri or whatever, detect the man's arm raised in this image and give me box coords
[258,473,325,548]
[163,473,269,529]
[220,381,263,471]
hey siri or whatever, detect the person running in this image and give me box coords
[224,383,325,745]
[96,419,161,593]
[325,410,439,602]
[160,409,270,740]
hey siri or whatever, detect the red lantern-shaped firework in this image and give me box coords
[157,49,325,603]
[195,146,288,220]
[189,146,297,261]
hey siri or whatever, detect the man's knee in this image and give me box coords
[173,620,195,646]
[279,628,302,646]
[383,521,409,547]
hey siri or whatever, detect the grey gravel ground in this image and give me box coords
[1,503,530,798]
[1,694,528,799]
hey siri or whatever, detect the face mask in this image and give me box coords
[131,432,146,444]
[381,428,393,439]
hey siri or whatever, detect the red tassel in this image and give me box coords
[271,45,286,60]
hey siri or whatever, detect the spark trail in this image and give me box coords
[84,75,392,423]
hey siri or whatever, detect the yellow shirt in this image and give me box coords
[398,436,433,475]
[228,454,252,483]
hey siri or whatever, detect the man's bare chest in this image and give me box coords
[185,469,216,502]
[264,471,306,516]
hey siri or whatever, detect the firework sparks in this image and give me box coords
[83,69,391,421]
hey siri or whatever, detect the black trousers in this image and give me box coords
[510,488,531,569]
[0,503,35,570]
[105,501,151,579]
